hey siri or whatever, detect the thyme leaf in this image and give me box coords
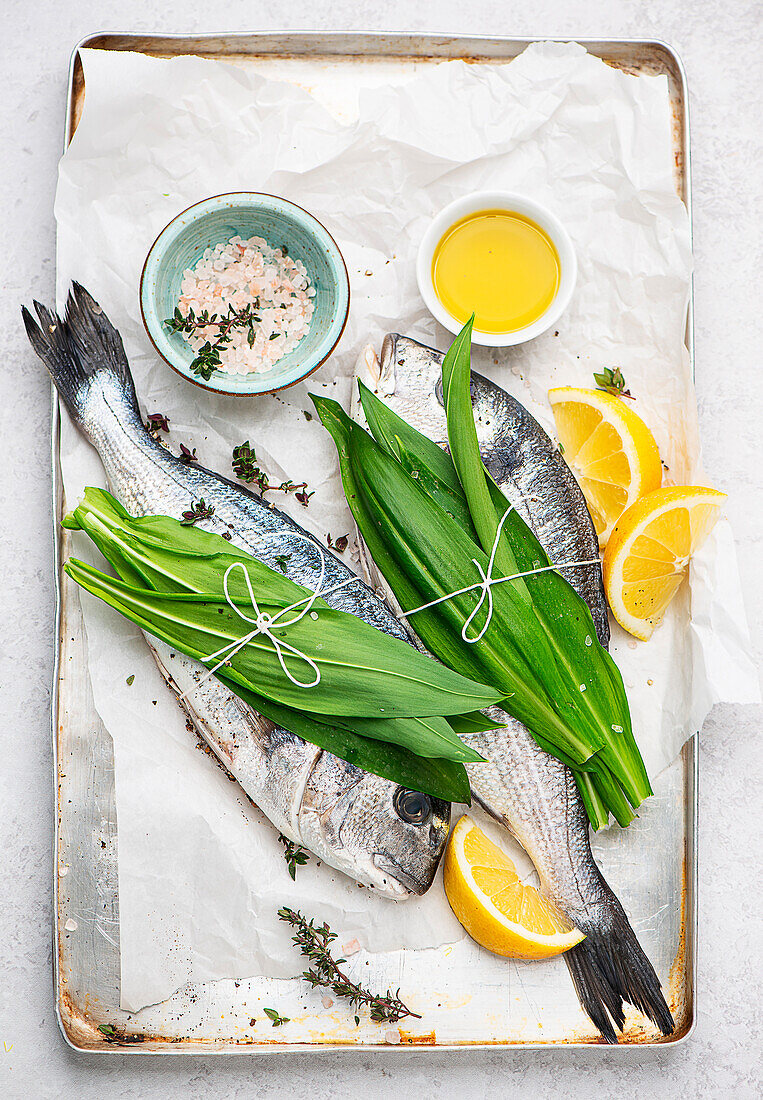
[177,443,198,465]
[278,907,420,1023]
[180,498,215,526]
[96,1023,144,1044]
[278,834,310,880]
[146,412,170,435]
[263,1007,290,1027]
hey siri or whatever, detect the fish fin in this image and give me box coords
[565,901,674,1043]
[23,283,138,423]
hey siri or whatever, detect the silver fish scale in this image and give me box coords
[151,639,319,839]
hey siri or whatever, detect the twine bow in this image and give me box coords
[178,538,355,701]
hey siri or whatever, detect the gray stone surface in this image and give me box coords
[1,2,760,1096]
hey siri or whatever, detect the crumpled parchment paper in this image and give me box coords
[54,42,759,1012]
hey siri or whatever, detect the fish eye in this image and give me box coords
[393,788,432,825]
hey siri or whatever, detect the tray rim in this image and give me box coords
[51,29,697,1054]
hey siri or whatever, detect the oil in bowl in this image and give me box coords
[432,209,560,334]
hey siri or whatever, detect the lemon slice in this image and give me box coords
[548,386,662,547]
[602,485,726,640]
[443,816,584,960]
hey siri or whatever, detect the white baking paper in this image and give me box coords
[54,43,759,1013]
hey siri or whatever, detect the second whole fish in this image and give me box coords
[354,334,674,1043]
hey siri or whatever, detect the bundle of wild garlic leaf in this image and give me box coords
[63,487,507,802]
[313,320,651,828]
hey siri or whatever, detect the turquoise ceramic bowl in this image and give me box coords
[140,193,350,396]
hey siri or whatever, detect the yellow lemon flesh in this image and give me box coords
[603,485,726,640]
[548,386,662,548]
[443,816,584,960]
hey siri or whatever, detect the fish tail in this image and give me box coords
[22,282,138,424]
[564,898,675,1044]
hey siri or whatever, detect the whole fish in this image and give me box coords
[25,285,450,899]
[354,335,674,1042]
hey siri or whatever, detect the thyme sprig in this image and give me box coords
[231,440,265,486]
[278,834,310,879]
[593,366,633,399]
[278,907,420,1023]
[232,441,312,504]
[164,303,274,380]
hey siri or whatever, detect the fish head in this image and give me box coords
[352,334,449,443]
[298,753,451,899]
[360,333,518,460]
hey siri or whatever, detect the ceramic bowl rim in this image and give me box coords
[139,192,350,396]
[415,190,577,348]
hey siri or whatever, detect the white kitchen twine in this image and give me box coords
[180,506,600,699]
[402,505,601,642]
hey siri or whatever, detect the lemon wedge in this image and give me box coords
[602,485,726,640]
[443,816,584,960]
[548,386,662,547]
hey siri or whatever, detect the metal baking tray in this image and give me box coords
[53,31,696,1053]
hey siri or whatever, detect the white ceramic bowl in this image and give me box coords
[416,191,577,348]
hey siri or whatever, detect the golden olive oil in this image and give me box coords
[432,209,560,333]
